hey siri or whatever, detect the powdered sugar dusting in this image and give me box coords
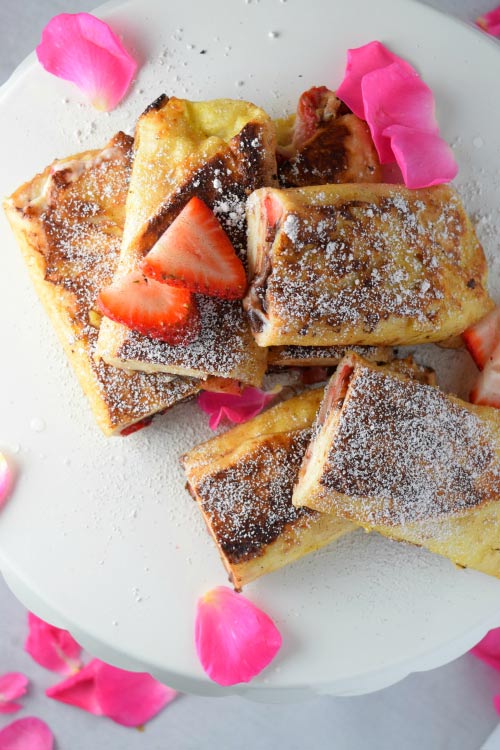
[195,430,318,562]
[257,185,487,342]
[322,366,500,527]
[24,134,199,430]
[118,295,260,380]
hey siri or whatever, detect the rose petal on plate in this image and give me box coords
[0,674,29,715]
[383,124,458,188]
[361,62,438,163]
[36,13,137,111]
[476,6,500,37]
[94,662,177,727]
[197,387,279,430]
[0,718,53,750]
[46,659,176,727]
[336,40,414,118]
[471,628,500,670]
[195,586,282,686]
[25,613,82,674]
[0,453,15,510]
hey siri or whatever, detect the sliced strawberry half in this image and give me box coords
[293,86,330,148]
[470,340,500,409]
[97,271,199,345]
[140,197,247,300]
[463,306,500,370]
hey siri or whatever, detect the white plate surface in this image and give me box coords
[1,0,500,700]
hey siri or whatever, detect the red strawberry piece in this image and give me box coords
[463,306,500,370]
[140,197,247,300]
[120,416,154,436]
[97,271,199,345]
[293,85,330,148]
[263,194,283,231]
[470,340,500,409]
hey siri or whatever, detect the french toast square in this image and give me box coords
[4,132,200,435]
[181,355,434,588]
[244,183,493,347]
[276,88,381,188]
[293,353,500,580]
[97,96,277,384]
[182,388,355,589]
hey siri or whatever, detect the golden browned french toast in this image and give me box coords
[182,355,435,588]
[244,184,493,347]
[4,132,200,435]
[97,96,277,384]
[293,354,500,579]
[181,388,355,589]
[268,344,393,368]
[276,87,381,188]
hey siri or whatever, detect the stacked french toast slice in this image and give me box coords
[4,132,200,435]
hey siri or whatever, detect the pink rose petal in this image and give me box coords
[336,40,414,118]
[197,387,278,430]
[94,663,177,726]
[0,718,53,750]
[195,586,282,686]
[383,125,458,189]
[471,627,500,670]
[0,453,15,510]
[36,13,137,111]
[336,41,456,189]
[25,613,82,675]
[46,659,176,727]
[361,62,438,163]
[476,6,500,37]
[0,674,29,715]
[46,660,102,716]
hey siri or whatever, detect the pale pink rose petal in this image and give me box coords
[195,586,282,686]
[36,13,137,111]
[0,718,53,750]
[471,628,500,670]
[25,612,82,675]
[0,453,15,510]
[336,40,414,118]
[0,674,29,714]
[476,6,500,36]
[197,387,278,430]
[94,662,177,727]
[383,124,458,188]
[47,658,176,727]
[361,62,438,163]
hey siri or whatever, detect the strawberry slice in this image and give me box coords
[97,271,199,345]
[470,340,500,409]
[140,197,247,300]
[463,306,500,370]
[293,86,336,148]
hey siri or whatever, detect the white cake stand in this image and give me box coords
[1,0,500,700]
